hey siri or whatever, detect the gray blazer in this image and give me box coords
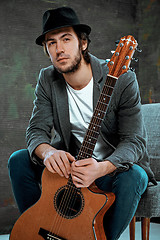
[26,54,156,184]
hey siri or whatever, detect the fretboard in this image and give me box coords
[77,74,117,160]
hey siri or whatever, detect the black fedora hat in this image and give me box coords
[36,7,91,46]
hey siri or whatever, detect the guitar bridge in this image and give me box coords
[38,228,66,240]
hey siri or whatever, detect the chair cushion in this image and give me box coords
[135,181,160,218]
[142,103,160,180]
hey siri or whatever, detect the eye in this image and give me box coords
[49,41,56,46]
[63,37,70,42]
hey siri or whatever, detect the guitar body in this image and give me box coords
[10,168,115,240]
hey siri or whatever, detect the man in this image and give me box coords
[8,7,156,240]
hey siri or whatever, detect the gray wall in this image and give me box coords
[0,0,159,233]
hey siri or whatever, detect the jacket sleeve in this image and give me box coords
[26,68,54,162]
[106,71,147,172]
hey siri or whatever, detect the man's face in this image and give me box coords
[44,27,84,74]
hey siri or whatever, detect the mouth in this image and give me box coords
[57,57,69,62]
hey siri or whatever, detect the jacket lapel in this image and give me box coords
[53,74,71,150]
[90,54,109,109]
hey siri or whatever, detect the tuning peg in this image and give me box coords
[115,40,119,46]
[136,48,142,52]
[132,57,139,62]
[105,59,110,63]
[111,51,115,54]
[130,67,135,72]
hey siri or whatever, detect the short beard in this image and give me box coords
[55,49,82,74]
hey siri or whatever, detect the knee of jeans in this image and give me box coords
[132,165,148,196]
[8,149,28,178]
[114,165,148,196]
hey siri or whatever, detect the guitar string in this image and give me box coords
[48,76,115,238]
[54,76,120,238]
[53,77,114,234]
[49,168,82,237]
[55,181,80,237]
[55,178,80,236]
[48,85,107,236]
[49,178,77,236]
[54,77,114,237]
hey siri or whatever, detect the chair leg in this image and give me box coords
[141,217,150,240]
[129,216,136,240]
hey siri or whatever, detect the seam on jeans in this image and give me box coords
[114,172,148,240]
[115,192,141,240]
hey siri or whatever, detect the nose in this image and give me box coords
[56,41,64,54]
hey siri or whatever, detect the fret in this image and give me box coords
[99,93,111,100]
[100,92,111,97]
[87,128,100,135]
[104,84,114,89]
[83,139,95,147]
[94,108,106,114]
[102,86,113,95]
[93,110,106,120]
[97,101,108,106]
[96,102,108,113]
[81,145,94,153]
[92,115,103,121]
[89,122,101,128]
[78,150,92,159]
[84,135,97,143]
[99,94,110,103]
[88,122,101,132]
[85,130,99,139]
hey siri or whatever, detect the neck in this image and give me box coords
[63,58,92,90]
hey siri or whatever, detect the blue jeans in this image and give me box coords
[8,149,148,240]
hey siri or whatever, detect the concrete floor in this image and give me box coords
[0,222,159,240]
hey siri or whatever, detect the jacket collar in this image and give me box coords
[90,53,104,84]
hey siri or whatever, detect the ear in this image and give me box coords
[81,39,88,51]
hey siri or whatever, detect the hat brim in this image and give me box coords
[35,24,91,46]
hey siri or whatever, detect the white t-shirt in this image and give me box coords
[66,78,107,160]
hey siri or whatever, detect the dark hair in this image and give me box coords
[43,27,91,63]
[73,27,91,64]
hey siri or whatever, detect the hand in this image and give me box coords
[43,149,75,178]
[71,158,117,188]
[71,158,101,188]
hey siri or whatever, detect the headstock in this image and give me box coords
[107,35,138,78]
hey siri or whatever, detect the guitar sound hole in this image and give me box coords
[54,186,84,219]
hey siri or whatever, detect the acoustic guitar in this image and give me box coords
[10,35,138,240]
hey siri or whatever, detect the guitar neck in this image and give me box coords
[77,74,117,160]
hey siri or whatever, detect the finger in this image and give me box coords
[73,181,85,188]
[57,152,72,177]
[49,158,64,177]
[53,155,69,178]
[44,161,56,174]
[72,161,89,177]
[72,175,84,188]
[75,158,92,167]
[72,170,84,179]
[44,154,65,177]
[66,152,75,162]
